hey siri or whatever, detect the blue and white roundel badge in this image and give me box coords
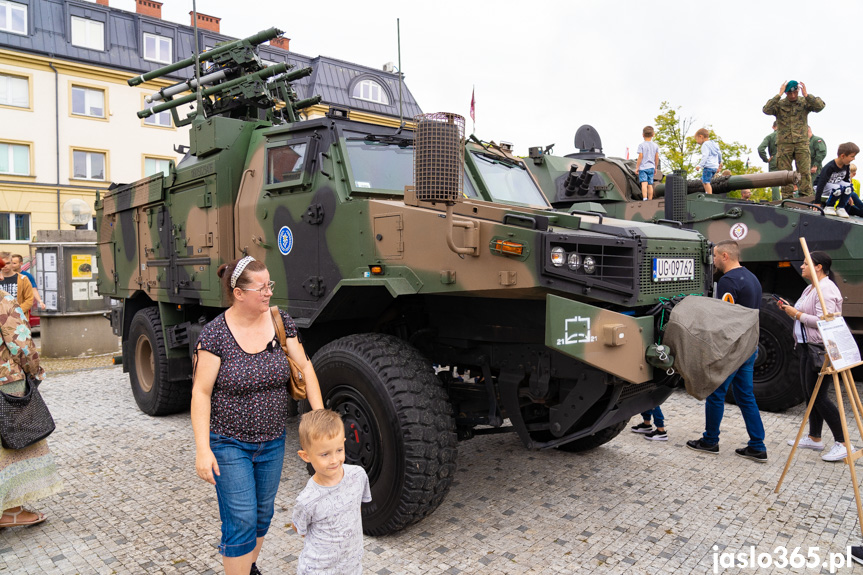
[277,226,294,255]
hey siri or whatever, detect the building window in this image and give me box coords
[0,73,28,108]
[143,101,172,127]
[0,142,30,175]
[0,213,30,242]
[71,16,104,51]
[352,79,389,105]
[71,85,105,118]
[0,1,27,35]
[144,157,171,177]
[143,32,172,64]
[73,149,105,180]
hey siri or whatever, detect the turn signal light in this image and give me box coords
[369,265,384,275]
[492,239,524,256]
[777,261,792,268]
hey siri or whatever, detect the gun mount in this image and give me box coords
[134,27,321,126]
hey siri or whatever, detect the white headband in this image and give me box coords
[230,256,256,289]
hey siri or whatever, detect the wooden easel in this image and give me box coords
[775,237,863,539]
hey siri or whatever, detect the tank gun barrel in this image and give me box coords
[137,63,290,118]
[655,170,801,195]
[128,27,283,86]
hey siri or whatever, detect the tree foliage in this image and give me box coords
[652,101,771,200]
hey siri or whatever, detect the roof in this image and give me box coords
[0,0,422,119]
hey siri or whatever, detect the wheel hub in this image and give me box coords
[754,331,782,384]
[328,386,383,483]
[135,334,154,393]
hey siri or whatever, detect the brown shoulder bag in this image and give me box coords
[269,306,307,400]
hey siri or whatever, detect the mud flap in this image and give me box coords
[545,294,654,384]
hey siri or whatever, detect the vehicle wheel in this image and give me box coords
[128,308,190,415]
[309,333,457,535]
[727,294,803,412]
[555,420,628,452]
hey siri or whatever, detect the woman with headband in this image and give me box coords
[191,256,323,575]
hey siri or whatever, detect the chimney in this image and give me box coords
[270,37,290,51]
[136,0,162,19]
[96,0,109,6]
[190,11,220,33]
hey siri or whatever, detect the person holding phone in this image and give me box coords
[776,251,851,462]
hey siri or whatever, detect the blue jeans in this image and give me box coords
[702,351,766,451]
[641,406,665,428]
[822,184,853,210]
[701,167,717,183]
[846,191,863,216]
[210,432,286,557]
[638,168,655,184]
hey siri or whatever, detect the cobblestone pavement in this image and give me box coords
[2,368,863,574]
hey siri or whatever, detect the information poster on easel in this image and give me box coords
[817,317,862,370]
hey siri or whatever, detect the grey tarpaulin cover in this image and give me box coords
[662,295,760,400]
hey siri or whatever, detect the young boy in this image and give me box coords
[631,406,667,441]
[694,128,722,194]
[816,142,859,218]
[293,409,371,575]
[635,126,660,200]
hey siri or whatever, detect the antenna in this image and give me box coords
[397,18,403,125]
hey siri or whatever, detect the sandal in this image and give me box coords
[0,507,47,527]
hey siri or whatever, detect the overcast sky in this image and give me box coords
[115,0,861,166]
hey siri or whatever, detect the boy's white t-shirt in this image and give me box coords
[293,464,372,575]
[637,141,659,170]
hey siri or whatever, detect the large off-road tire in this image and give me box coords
[727,294,803,412]
[128,308,190,416]
[310,334,457,536]
[554,419,628,452]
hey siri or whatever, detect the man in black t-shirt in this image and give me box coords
[687,240,767,462]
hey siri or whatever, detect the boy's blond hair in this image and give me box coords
[695,128,710,139]
[643,126,654,138]
[299,409,344,450]
[850,163,857,174]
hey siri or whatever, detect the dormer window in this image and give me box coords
[143,32,172,64]
[351,79,389,105]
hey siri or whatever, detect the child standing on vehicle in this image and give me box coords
[293,409,371,575]
[631,406,667,441]
[635,126,660,200]
[815,142,859,218]
[694,128,722,195]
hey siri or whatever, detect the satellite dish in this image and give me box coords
[61,198,93,226]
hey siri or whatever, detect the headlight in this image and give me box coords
[583,256,596,274]
[551,247,566,267]
[567,253,581,271]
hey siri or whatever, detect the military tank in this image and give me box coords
[526,126,863,412]
[97,34,718,534]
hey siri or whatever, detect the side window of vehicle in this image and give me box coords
[264,137,316,191]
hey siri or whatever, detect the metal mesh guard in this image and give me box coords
[413,112,465,203]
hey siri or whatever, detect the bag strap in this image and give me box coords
[269,306,289,355]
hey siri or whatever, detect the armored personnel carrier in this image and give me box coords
[97,32,715,534]
[527,126,863,412]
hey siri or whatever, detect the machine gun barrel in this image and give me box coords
[128,27,283,86]
[655,170,801,195]
[137,63,289,118]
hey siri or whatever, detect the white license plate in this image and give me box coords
[652,258,694,282]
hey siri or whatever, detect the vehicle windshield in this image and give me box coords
[345,139,477,197]
[471,152,548,207]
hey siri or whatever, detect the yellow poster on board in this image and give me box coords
[71,254,93,280]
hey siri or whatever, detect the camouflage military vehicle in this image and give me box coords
[97,32,715,535]
[526,126,863,412]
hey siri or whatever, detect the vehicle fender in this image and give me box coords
[545,294,654,384]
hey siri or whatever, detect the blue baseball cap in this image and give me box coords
[785,80,799,93]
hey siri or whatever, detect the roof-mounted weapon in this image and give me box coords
[132,27,321,126]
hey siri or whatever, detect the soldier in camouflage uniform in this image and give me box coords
[763,80,825,199]
[757,121,780,201]
[808,127,827,184]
